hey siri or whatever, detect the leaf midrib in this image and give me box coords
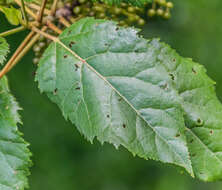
[55,39,191,171]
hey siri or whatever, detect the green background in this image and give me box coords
[1,0,222,189]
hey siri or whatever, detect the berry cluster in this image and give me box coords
[33,34,52,64]
[32,0,174,63]
[56,0,174,27]
[148,0,173,19]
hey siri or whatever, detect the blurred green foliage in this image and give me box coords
[1,0,222,189]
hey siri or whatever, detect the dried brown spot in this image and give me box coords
[75,87,80,90]
[210,130,213,134]
[175,133,180,137]
[75,64,79,71]
[123,124,126,128]
[169,73,175,81]
[197,118,203,126]
[69,41,75,48]
[64,55,68,58]
[160,83,168,90]
[173,58,176,62]
[116,27,119,31]
[192,68,197,74]
[107,115,110,118]
[53,88,58,95]
[189,139,194,143]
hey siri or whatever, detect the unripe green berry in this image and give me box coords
[39,42,46,48]
[33,45,41,52]
[89,11,95,16]
[166,2,174,8]
[128,15,136,22]
[157,0,166,6]
[113,7,121,15]
[137,19,145,26]
[73,6,81,14]
[98,12,106,19]
[93,5,104,12]
[33,58,39,64]
[134,15,140,20]
[157,9,164,16]
[78,0,86,4]
[119,20,125,26]
[148,9,156,17]
[163,11,171,19]
[127,7,135,13]
[121,3,127,8]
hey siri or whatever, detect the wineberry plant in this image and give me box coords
[0,0,222,189]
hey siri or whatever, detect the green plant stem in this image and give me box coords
[0,31,35,78]
[0,26,26,37]
[37,0,47,23]
[7,27,47,73]
[20,0,28,26]
[51,0,58,15]
[14,0,38,20]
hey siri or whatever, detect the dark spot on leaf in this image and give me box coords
[192,68,197,74]
[135,49,140,53]
[173,58,176,62]
[32,72,36,76]
[75,64,79,71]
[64,55,68,58]
[106,115,110,118]
[118,98,122,102]
[191,153,196,157]
[75,87,80,90]
[69,41,75,48]
[68,30,71,34]
[53,88,58,95]
[160,83,168,90]
[123,124,126,128]
[210,130,213,134]
[175,133,180,137]
[116,27,119,31]
[189,139,194,143]
[196,118,203,126]
[169,73,175,80]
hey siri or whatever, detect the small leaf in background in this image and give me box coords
[0,5,22,25]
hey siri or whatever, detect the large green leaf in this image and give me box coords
[36,17,222,181]
[36,18,193,177]
[0,5,22,25]
[0,76,32,190]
